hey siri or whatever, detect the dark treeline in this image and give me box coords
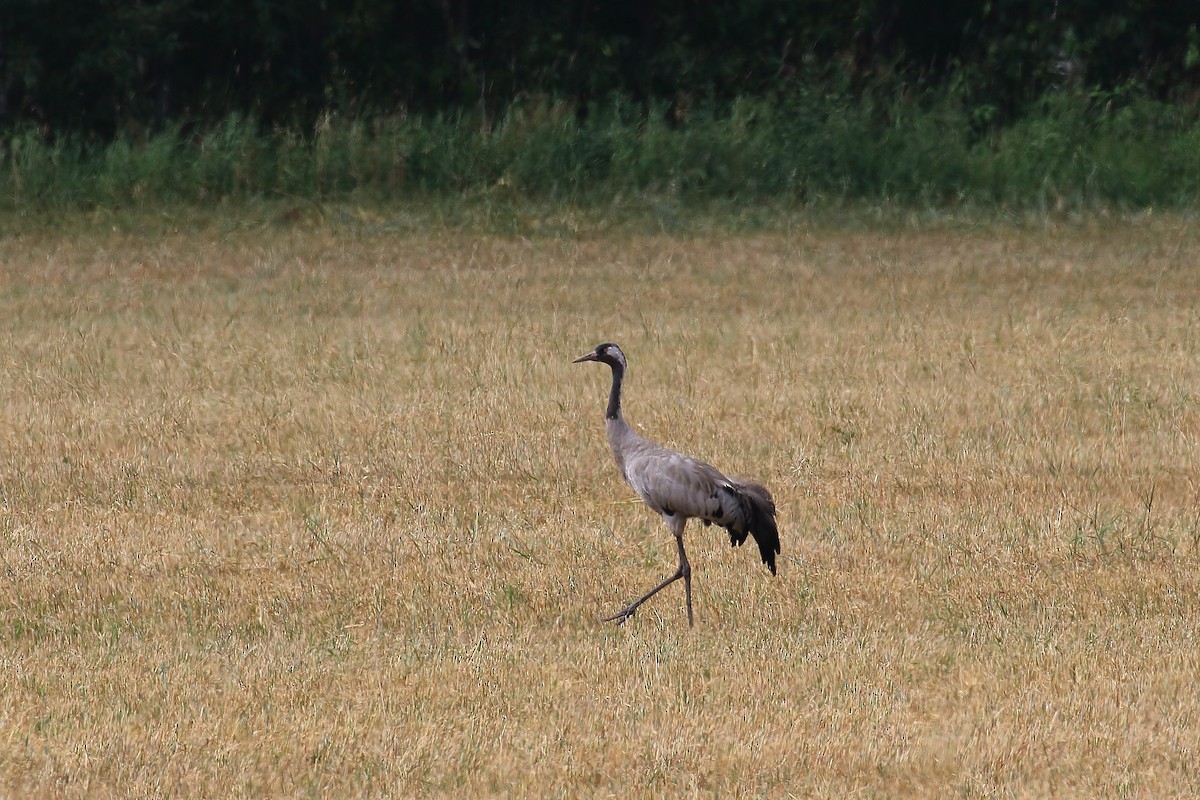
[4,0,1200,137]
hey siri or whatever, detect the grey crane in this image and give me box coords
[574,342,780,627]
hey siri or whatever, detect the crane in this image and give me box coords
[574,342,780,627]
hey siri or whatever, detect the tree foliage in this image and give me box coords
[2,0,1199,137]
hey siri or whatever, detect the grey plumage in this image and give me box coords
[574,342,780,627]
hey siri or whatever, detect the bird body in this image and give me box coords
[575,342,780,626]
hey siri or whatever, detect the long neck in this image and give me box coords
[606,360,625,420]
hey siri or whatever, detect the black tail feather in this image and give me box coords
[726,479,780,575]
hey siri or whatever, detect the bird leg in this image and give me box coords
[680,534,693,627]
[602,570,682,626]
[604,533,693,627]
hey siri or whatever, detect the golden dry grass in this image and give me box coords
[2,216,1199,798]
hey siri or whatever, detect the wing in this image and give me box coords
[622,444,736,522]
[618,434,780,574]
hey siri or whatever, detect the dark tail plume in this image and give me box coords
[727,479,780,575]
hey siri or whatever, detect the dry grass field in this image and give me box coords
[2,214,1199,798]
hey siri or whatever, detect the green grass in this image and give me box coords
[4,89,1200,216]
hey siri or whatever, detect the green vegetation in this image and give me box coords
[6,1,1199,216]
[4,90,1200,216]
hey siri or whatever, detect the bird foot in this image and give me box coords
[602,604,639,625]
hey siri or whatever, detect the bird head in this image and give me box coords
[573,342,626,370]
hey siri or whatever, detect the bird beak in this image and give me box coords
[573,351,598,363]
